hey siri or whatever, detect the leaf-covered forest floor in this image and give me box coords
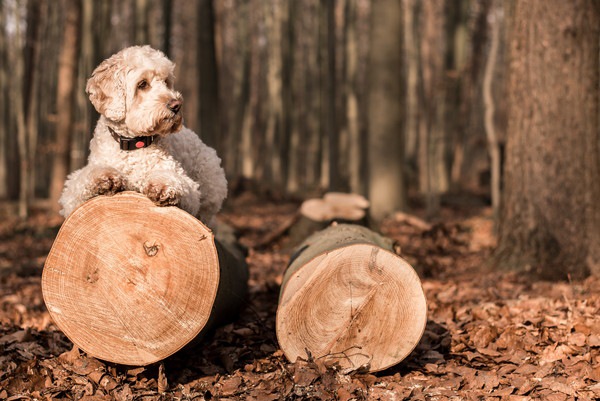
[1,192,599,400]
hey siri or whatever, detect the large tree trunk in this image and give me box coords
[367,0,406,222]
[43,192,248,366]
[495,0,600,279]
[49,0,82,214]
[277,224,426,372]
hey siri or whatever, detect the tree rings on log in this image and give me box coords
[42,192,247,366]
[277,224,427,372]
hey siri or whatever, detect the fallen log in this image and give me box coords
[288,192,370,246]
[277,224,427,372]
[42,192,248,366]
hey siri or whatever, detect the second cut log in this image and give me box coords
[277,224,427,372]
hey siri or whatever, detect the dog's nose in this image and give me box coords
[167,99,182,114]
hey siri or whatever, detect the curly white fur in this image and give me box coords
[59,46,227,227]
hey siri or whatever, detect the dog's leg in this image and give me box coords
[141,170,201,216]
[59,165,127,217]
[87,166,127,197]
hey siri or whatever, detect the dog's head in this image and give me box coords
[86,45,183,137]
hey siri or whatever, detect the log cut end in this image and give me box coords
[42,192,221,366]
[277,231,426,372]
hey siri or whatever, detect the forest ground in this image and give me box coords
[1,190,599,400]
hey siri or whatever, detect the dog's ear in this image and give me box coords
[86,54,126,122]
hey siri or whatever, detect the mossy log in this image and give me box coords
[277,224,426,372]
[42,192,248,366]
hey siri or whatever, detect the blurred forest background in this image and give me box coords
[0,0,598,278]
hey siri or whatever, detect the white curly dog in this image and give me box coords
[59,45,227,227]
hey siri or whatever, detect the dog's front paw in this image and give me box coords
[143,182,180,207]
[90,170,126,197]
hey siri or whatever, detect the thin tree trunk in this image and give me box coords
[318,0,329,190]
[73,0,95,172]
[280,0,292,193]
[135,0,149,44]
[325,0,339,191]
[8,1,28,217]
[367,0,406,222]
[162,0,172,57]
[49,0,82,214]
[403,0,419,167]
[0,3,7,199]
[345,0,362,195]
[25,0,46,202]
[419,0,448,218]
[306,1,321,191]
[286,1,301,193]
[263,0,284,188]
[449,0,491,190]
[198,0,220,149]
[482,0,501,220]
[226,2,250,178]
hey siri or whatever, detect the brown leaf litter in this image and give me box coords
[1,195,599,400]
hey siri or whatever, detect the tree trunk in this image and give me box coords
[482,0,501,220]
[263,0,284,188]
[0,3,7,199]
[344,0,363,196]
[135,0,149,45]
[403,0,419,169]
[280,0,293,193]
[495,0,600,280]
[162,0,172,57]
[42,192,248,366]
[277,224,426,372]
[49,0,82,214]
[197,0,220,149]
[325,0,340,191]
[318,0,330,190]
[25,0,45,203]
[367,0,406,222]
[418,0,448,218]
[8,1,28,217]
[73,0,95,172]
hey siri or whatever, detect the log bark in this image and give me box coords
[42,192,247,366]
[277,224,427,372]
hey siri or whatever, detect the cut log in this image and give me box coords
[42,192,248,366]
[277,224,427,372]
[289,192,370,246]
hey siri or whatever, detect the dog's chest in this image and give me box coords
[95,139,181,177]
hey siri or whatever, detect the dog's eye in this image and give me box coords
[137,80,149,90]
